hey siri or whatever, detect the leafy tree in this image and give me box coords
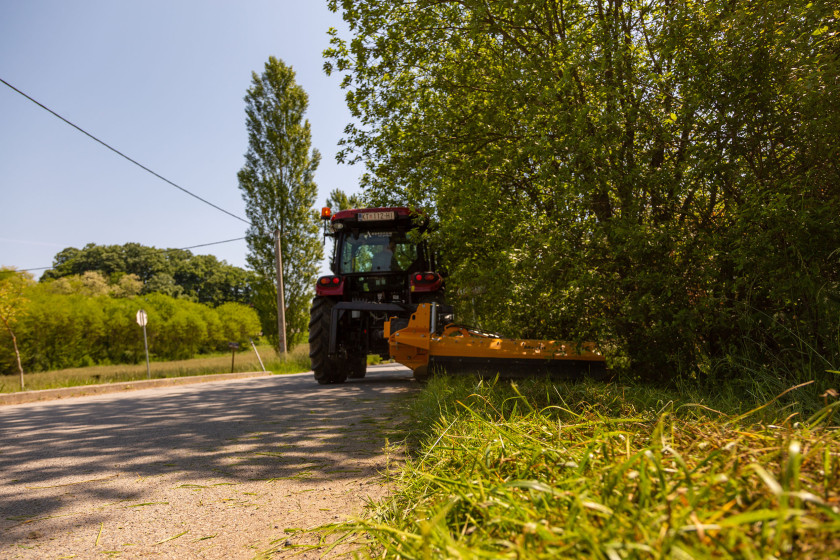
[325,188,364,212]
[100,297,144,364]
[122,243,169,282]
[143,273,184,298]
[43,244,129,281]
[0,268,33,387]
[238,56,323,350]
[11,288,105,372]
[113,274,143,297]
[216,302,263,346]
[173,255,254,305]
[326,0,840,381]
[46,271,143,298]
[41,243,254,306]
[50,271,111,296]
[143,294,209,360]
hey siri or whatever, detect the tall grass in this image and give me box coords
[320,376,840,559]
[703,304,840,412]
[0,344,312,393]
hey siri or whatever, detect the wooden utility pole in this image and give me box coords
[274,228,287,355]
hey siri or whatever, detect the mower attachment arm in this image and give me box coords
[386,304,607,380]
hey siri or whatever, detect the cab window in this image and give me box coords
[339,232,419,273]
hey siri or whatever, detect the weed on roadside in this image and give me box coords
[305,376,840,559]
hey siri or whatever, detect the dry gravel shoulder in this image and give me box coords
[0,364,417,559]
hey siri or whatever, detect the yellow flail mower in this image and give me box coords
[385,303,607,381]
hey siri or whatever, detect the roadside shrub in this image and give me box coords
[0,286,261,374]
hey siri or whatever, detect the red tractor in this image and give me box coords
[308,207,449,384]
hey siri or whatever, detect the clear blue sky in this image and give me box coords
[0,0,361,276]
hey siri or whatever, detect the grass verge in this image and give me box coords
[0,344,312,393]
[316,376,840,559]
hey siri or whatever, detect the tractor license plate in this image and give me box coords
[358,211,395,222]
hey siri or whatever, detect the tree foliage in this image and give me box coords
[326,0,840,380]
[0,268,34,384]
[326,188,365,212]
[41,243,254,306]
[238,56,323,350]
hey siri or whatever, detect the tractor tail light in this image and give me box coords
[410,272,443,293]
[316,275,344,296]
[412,272,440,284]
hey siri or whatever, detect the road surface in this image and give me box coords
[0,364,416,559]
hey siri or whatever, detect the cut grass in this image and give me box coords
[0,344,312,393]
[313,376,840,559]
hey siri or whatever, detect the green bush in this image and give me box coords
[0,285,262,374]
[328,0,840,385]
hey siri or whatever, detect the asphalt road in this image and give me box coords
[0,364,417,559]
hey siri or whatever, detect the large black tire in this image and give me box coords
[348,353,367,379]
[308,297,347,385]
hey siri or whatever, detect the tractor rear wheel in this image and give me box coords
[348,353,367,379]
[308,297,347,385]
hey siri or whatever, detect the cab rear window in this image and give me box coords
[340,232,418,273]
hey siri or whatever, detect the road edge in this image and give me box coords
[0,371,273,406]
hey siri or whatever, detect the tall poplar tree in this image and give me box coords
[238,57,323,350]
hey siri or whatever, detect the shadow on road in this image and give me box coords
[0,364,417,542]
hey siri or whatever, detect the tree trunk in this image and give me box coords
[1,317,24,389]
[274,228,287,355]
[12,331,24,390]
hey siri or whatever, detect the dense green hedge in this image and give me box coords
[328,0,840,384]
[0,282,261,374]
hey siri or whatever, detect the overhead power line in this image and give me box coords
[16,237,248,273]
[0,77,251,226]
[172,237,247,250]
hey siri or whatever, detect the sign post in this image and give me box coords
[136,309,150,379]
[228,342,240,373]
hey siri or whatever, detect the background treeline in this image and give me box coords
[327,0,840,385]
[43,242,255,306]
[0,272,261,374]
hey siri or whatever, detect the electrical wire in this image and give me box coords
[15,237,248,273]
[171,237,247,251]
[0,77,252,226]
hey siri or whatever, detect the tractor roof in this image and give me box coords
[322,207,428,233]
[331,207,414,222]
